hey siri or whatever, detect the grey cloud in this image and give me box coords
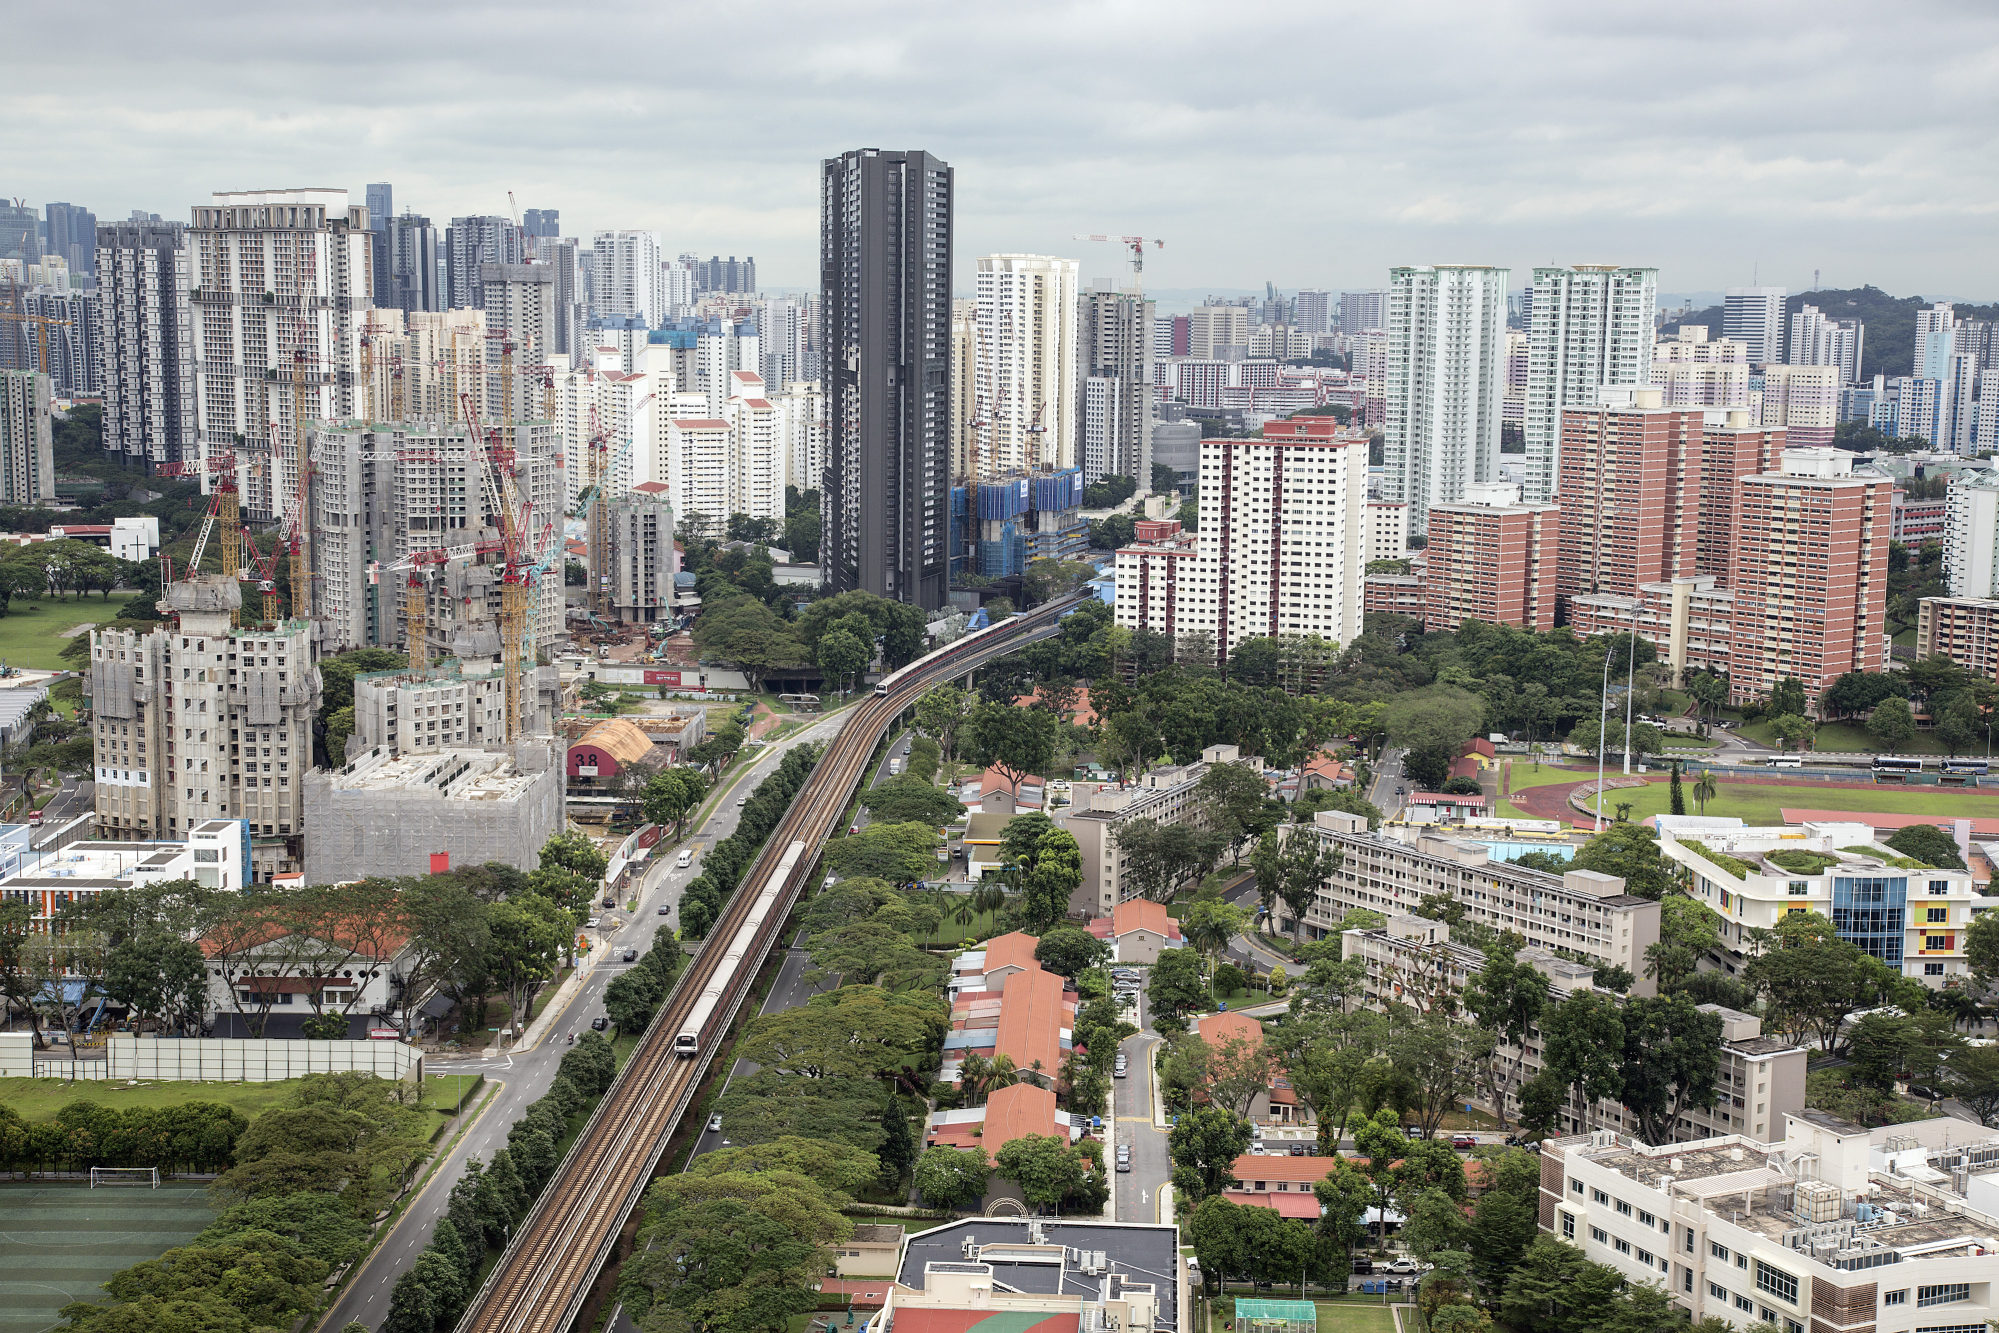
[7,0,1998,294]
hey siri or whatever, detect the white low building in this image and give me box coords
[0,821,246,930]
[1541,1111,1999,1333]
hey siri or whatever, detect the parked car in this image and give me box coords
[1385,1258,1424,1275]
[708,1113,723,1132]
[1289,1143,1312,1156]
[585,917,601,929]
[601,895,616,908]
[590,1016,608,1031]
[1114,1064,1128,1080]
[1351,1258,1374,1275]
[1451,1135,1478,1150]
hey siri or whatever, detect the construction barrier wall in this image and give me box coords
[67,1034,426,1082]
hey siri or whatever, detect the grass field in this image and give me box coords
[1738,718,1957,756]
[0,1181,216,1333]
[1496,763,1592,795]
[0,1075,301,1122]
[0,596,142,671]
[1614,777,1999,825]
[1206,1299,1398,1333]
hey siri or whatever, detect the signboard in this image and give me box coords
[643,669,682,686]
[367,1028,400,1040]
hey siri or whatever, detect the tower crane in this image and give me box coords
[1,276,68,377]
[1071,234,1164,293]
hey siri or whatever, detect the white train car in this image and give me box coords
[673,841,808,1057]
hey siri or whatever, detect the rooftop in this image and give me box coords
[897,1218,1181,1333]
[330,748,541,801]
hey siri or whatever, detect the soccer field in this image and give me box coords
[1612,777,1999,825]
[0,1182,215,1333]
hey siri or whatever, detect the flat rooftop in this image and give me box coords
[330,749,540,800]
[897,1219,1180,1332]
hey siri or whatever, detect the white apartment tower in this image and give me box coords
[188,189,371,522]
[974,254,1081,474]
[590,230,664,325]
[666,370,787,525]
[949,298,976,481]
[0,371,55,504]
[1789,304,1864,384]
[1113,420,1364,664]
[1651,328,1751,408]
[1077,288,1155,487]
[1382,264,1509,531]
[1944,468,1999,599]
[1187,304,1249,360]
[95,220,196,469]
[1523,265,1657,502]
[1723,286,1787,365]
[551,352,660,509]
[480,262,557,427]
[89,576,320,881]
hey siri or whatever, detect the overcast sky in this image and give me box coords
[13,0,1999,300]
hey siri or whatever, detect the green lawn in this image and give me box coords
[0,1182,217,1333]
[1496,762,1592,795]
[1615,777,1999,825]
[1738,719,1956,756]
[1315,1303,1401,1333]
[0,595,143,670]
[421,1073,484,1115]
[0,1075,301,1122]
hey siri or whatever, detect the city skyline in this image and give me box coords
[7,1,1999,295]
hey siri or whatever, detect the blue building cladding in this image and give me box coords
[953,468,1089,579]
[1831,874,1907,966]
[648,328,696,348]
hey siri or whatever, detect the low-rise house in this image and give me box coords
[0,822,246,931]
[1084,897,1186,965]
[891,1217,1183,1328]
[201,912,418,1038]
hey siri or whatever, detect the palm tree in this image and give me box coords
[958,1052,990,1105]
[1614,801,1633,823]
[983,1054,1018,1102]
[969,877,1007,925]
[1693,770,1718,814]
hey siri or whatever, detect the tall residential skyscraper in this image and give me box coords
[95,219,195,468]
[590,230,664,325]
[480,263,555,426]
[188,189,371,521]
[531,236,585,358]
[1723,286,1787,365]
[521,208,560,239]
[376,213,441,315]
[1077,289,1156,487]
[975,254,1080,475]
[0,371,55,503]
[445,215,521,310]
[1340,289,1389,336]
[1294,290,1333,336]
[43,202,97,277]
[1522,265,1658,501]
[1788,305,1865,384]
[0,200,40,262]
[820,147,953,610]
[694,255,757,295]
[365,183,393,227]
[1187,304,1248,360]
[364,183,392,298]
[1382,264,1509,531]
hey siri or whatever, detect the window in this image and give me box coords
[1591,1227,1607,1244]
[1927,907,1948,923]
[1735,1295,1754,1313]
[1756,1261,1798,1304]
[1684,1229,1695,1253]
[1561,1212,1575,1240]
[1917,1284,1970,1308]
[1926,934,1951,952]
[1709,1283,1728,1302]
[1615,1199,1633,1216]
[1571,1178,1584,1195]
[1638,1209,1654,1227]
[1636,1248,1653,1266]
[1737,1253,1749,1270]
[1926,962,1946,976]
[1710,1242,1730,1261]
[1684,1269,1694,1293]
[1592,1188,1609,1204]
[1614,1238,1632,1256]
[1885,1292,1908,1307]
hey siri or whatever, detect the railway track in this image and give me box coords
[454,599,1078,1333]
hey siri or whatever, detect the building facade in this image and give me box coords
[1111,421,1364,664]
[0,370,55,504]
[95,220,195,468]
[974,254,1079,474]
[1652,328,1752,409]
[1382,265,1509,531]
[188,190,370,521]
[444,215,521,310]
[88,577,319,880]
[820,148,954,610]
[1522,265,1657,502]
[1723,286,1787,364]
[589,229,664,325]
[303,745,562,884]
[1078,288,1155,487]
[1421,481,1559,631]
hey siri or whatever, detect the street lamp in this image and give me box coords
[1595,649,1612,831]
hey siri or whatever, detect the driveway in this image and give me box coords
[317,715,845,1332]
[1114,992,1170,1222]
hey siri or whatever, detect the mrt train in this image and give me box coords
[673,605,1065,1059]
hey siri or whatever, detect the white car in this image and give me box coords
[585,916,601,929]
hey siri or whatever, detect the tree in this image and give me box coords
[993,1134,1091,1214]
[1251,826,1342,938]
[1466,1148,1542,1296]
[1312,1159,1375,1263]
[641,768,708,837]
[1198,761,1276,860]
[1148,948,1207,1026]
[963,701,1059,788]
[1567,823,1672,900]
[1464,940,1546,1123]
[485,895,571,1033]
[913,684,975,761]
[1179,898,1250,981]
[1540,991,1626,1131]
[1669,762,1686,816]
[1167,1106,1253,1206]
[1692,769,1718,814]
[1617,994,1724,1144]
[1968,909,1999,989]
[825,821,941,885]
[1769,676,1808,720]
[862,775,962,828]
[1020,828,1084,933]
[1943,1043,1999,1127]
[816,627,870,695]
[101,933,206,1033]
[1034,925,1107,978]
[1884,822,1966,869]
[1353,1109,1410,1245]
[1404,1186,1473,1259]
[1383,686,1485,789]
[914,1146,991,1210]
[1768,712,1816,751]
[1869,696,1917,751]
[1743,910,1888,1053]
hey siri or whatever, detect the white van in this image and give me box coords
[676,849,694,869]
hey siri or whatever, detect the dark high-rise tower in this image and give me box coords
[820,148,952,610]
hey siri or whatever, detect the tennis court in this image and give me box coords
[0,1181,215,1333]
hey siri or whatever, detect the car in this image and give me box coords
[1114,1064,1127,1079]
[1403,1125,1423,1137]
[1111,969,1140,980]
[1351,1258,1374,1275]
[1451,1135,1477,1150]
[676,850,694,869]
[590,1016,608,1031]
[585,916,601,929]
[1116,1156,1132,1172]
[1395,785,1406,795]
[1289,1143,1312,1156]
[657,905,670,915]
[601,895,616,908]
[708,1114,723,1132]
[623,948,638,962]
[736,796,747,807]
[1385,1258,1423,1275]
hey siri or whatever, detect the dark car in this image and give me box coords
[1289,1143,1311,1156]
[657,905,670,915]
[1351,1258,1374,1275]
[590,1016,608,1031]
[601,895,616,908]
[623,947,638,962]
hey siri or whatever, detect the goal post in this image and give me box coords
[89,1166,159,1189]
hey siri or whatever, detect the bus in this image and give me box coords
[1873,756,1926,783]
[1941,759,1989,783]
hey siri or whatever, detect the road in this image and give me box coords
[1113,988,1169,1223]
[318,714,844,1333]
[1367,746,1403,816]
